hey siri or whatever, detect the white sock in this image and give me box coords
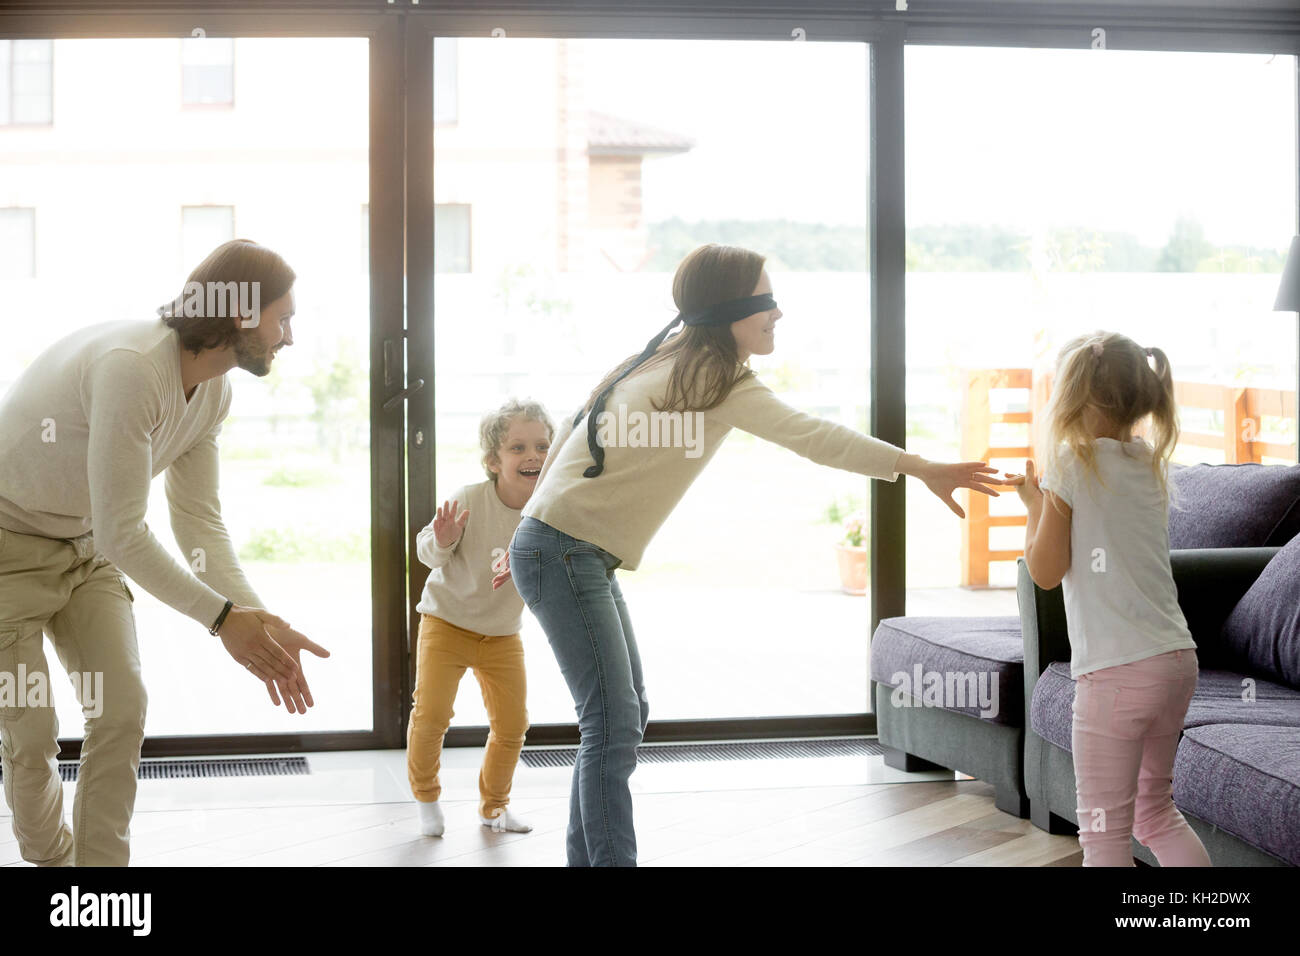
[417,800,445,837]
[480,807,533,833]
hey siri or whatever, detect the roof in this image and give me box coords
[586,110,695,156]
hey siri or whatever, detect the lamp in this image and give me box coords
[1274,236,1300,311]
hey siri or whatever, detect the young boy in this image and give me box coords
[407,398,553,836]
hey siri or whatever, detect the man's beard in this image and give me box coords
[233,332,273,376]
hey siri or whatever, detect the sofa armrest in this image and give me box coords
[1016,548,1280,686]
[1017,557,1069,686]
[1171,547,1280,657]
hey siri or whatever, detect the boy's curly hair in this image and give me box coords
[480,398,555,482]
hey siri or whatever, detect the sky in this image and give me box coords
[579,38,1295,249]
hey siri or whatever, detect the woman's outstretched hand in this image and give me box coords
[895,453,1015,518]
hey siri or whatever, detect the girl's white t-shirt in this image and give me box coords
[1038,437,1196,678]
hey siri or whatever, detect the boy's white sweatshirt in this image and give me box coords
[416,478,526,636]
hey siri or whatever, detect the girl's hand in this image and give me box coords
[1013,460,1043,509]
[433,498,470,549]
[491,550,511,590]
[898,454,1009,519]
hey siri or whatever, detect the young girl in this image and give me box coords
[1015,331,1211,867]
[494,243,1011,867]
[408,398,553,837]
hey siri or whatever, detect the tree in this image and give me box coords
[1157,216,1213,272]
[306,339,365,463]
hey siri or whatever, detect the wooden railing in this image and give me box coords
[959,369,1034,587]
[958,369,1298,588]
[1173,381,1298,464]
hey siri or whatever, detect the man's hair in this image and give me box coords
[159,239,296,356]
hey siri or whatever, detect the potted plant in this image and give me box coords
[835,511,868,595]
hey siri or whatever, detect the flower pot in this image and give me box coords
[835,543,868,595]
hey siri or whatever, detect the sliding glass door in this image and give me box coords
[411,31,876,725]
[0,15,407,751]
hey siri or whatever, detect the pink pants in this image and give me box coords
[1071,648,1211,867]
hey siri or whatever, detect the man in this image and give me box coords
[0,238,328,866]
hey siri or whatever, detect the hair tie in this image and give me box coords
[574,292,778,477]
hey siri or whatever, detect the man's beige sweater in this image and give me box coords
[0,318,261,628]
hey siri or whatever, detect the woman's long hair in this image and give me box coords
[577,243,766,419]
[1041,330,1180,508]
[159,239,296,356]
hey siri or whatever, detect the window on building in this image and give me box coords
[0,40,54,125]
[433,37,457,126]
[0,207,35,277]
[181,205,235,273]
[181,36,234,106]
[434,203,471,273]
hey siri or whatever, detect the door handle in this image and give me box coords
[382,378,425,411]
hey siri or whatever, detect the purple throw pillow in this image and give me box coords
[1169,463,1300,549]
[1220,533,1300,689]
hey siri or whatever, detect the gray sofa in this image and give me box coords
[1019,547,1300,866]
[871,616,1028,817]
[869,461,1300,865]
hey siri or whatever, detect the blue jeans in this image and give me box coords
[509,516,649,866]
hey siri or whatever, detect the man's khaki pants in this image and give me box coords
[0,526,147,866]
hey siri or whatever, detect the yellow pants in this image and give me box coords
[406,613,529,819]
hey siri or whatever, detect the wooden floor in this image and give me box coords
[0,748,1085,866]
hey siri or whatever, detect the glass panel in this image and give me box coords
[431,36,872,724]
[0,37,372,736]
[904,47,1297,614]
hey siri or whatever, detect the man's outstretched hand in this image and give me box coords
[262,624,331,714]
[215,606,329,714]
[219,605,300,684]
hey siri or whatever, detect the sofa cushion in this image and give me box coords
[1220,533,1300,688]
[869,616,1022,726]
[1168,462,1300,549]
[1173,724,1300,866]
[1183,668,1300,726]
[1029,661,1300,752]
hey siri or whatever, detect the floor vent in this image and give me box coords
[519,737,883,769]
[0,756,311,783]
